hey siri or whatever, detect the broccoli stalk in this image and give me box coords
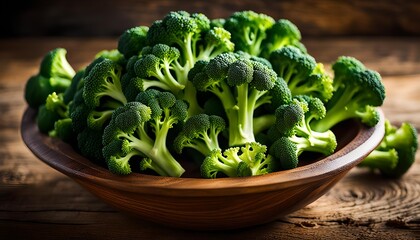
[102,90,187,177]
[189,53,278,146]
[359,120,418,178]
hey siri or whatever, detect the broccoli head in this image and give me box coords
[224,10,274,56]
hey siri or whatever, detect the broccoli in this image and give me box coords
[270,46,326,99]
[260,19,306,58]
[147,11,233,70]
[200,142,276,178]
[40,48,75,80]
[95,49,126,66]
[24,48,75,108]
[118,26,149,58]
[69,58,129,164]
[224,10,274,56]
[134,44,186,94]
[173,114,226,156]
[189,53,278,146]
[134,44,204,116]
[291,63,334,102]
[36,92,75,142]
[359,120,418,178]
[311,56,385,132]
[268,97,337,169]
[102,90,187,176]
[48,118,75,144]
[36,105,60,134]
[83,58,127,108]
[63,70,85,104]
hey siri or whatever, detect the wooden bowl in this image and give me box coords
[21,108,385,230]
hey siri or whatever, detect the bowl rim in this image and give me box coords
[21,107,384,197]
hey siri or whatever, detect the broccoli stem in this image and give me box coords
[359,149,398,171]
[123,115,185,177]
[311,87,359,132]
[253,114,276,135]
[181,81,203,116]
[100,81,127,106]
[228,84,256,146]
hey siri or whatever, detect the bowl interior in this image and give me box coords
[21,107,384,196]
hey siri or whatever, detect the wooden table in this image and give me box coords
[0,38,419,239]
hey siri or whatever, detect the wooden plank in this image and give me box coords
[0,38,419,238]
[2,0,419,37]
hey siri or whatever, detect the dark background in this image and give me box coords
[1,0,419,38]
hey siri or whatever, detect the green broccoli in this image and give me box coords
[147,11,233,70]
[36,105,60,134]
[200,142,276,178]
[102,90,187,176]
[260,19,306,58]
[40,48,75,80]
[224,10,274,56]
[290,63,334,102]
[189,53,278,146]
[83,58,127,108]
[118,26,149,58]
[311,56,385,132]
[134,44,203,116]
[359,120,418,178]
[24,48,75,108]
[270,46,329,100]
[268,97,337,169]
[173,114,226,156]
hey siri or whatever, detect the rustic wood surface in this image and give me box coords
[2,0,420,37]
[0,37,419,239]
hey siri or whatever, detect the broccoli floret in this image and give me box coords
[36,105,60,134]
[173,114,226,156]
[252,77,293,135]
[311,57,385,132]
[147,11,234,68]
[260,19,305,58]
[45,92,68,119]
[134,44,186,94]
[291,63,334,102]
[200,142,276,178]
[269,46,318,96]
[63,70,85,104]
[134,44,203,116]
[359,120,418,178]
[25,75,54,108]
[40,48,75,80]
[49,118,75,144]
[25,48,75,108]
[224,10,274,56]
[95,49,125,66]
[102,90,187,177]
[118,26,149,58]
[83,58,127,108]
[268,97,337,169]
[189,53,278,146]
[77,128,106,164]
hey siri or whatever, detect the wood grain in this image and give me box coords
[2,0,420,37]
[0,38,419,238]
